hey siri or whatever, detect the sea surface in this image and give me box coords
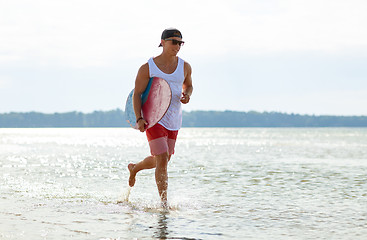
[0,128,366,240]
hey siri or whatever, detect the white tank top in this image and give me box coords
[148,57,185,130]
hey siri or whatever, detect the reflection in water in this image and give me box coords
[153,212,201,240]
[154,212,169,239]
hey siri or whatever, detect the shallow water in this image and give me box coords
[1,128,367,239]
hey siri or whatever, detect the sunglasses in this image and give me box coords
[164,39,185,46]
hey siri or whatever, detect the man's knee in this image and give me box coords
[155,152,169,167]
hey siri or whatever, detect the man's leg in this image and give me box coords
[155,151,169,206]
[128,156,155,187]
[128,155,172,187]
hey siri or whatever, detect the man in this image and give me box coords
[128,28,193,207]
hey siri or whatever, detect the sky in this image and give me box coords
[1,0,366,116]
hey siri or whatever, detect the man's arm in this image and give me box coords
[181,62,193,104]
[133,63,150,132]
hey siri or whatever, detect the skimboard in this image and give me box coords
[125,77,172,129]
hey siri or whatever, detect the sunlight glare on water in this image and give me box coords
[1,128,367,239]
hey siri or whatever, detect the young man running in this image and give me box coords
[128,28,193,207]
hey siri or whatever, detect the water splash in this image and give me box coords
[117,186,132,204]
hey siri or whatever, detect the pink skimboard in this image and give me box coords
[125,77,172,129]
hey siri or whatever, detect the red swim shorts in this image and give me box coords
[146,123,179,156]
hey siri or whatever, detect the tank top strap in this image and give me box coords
[148,57,184,77]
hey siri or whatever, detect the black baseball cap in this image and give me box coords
[158,28,183,47]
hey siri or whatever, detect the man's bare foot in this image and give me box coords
[128,163,136,187]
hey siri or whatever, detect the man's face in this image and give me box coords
[162,37,184,55]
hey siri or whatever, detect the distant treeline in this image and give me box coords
[0,109,366,128]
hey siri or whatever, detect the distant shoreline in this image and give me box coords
[0,109,366,128]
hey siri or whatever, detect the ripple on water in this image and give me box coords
[1,128,367,239]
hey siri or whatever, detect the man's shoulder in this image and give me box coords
[139,62,149,72]
[183,60,191,66]
[137,62,150,78]
[183,61,192,72]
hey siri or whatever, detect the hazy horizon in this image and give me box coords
[1,108,367,117]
